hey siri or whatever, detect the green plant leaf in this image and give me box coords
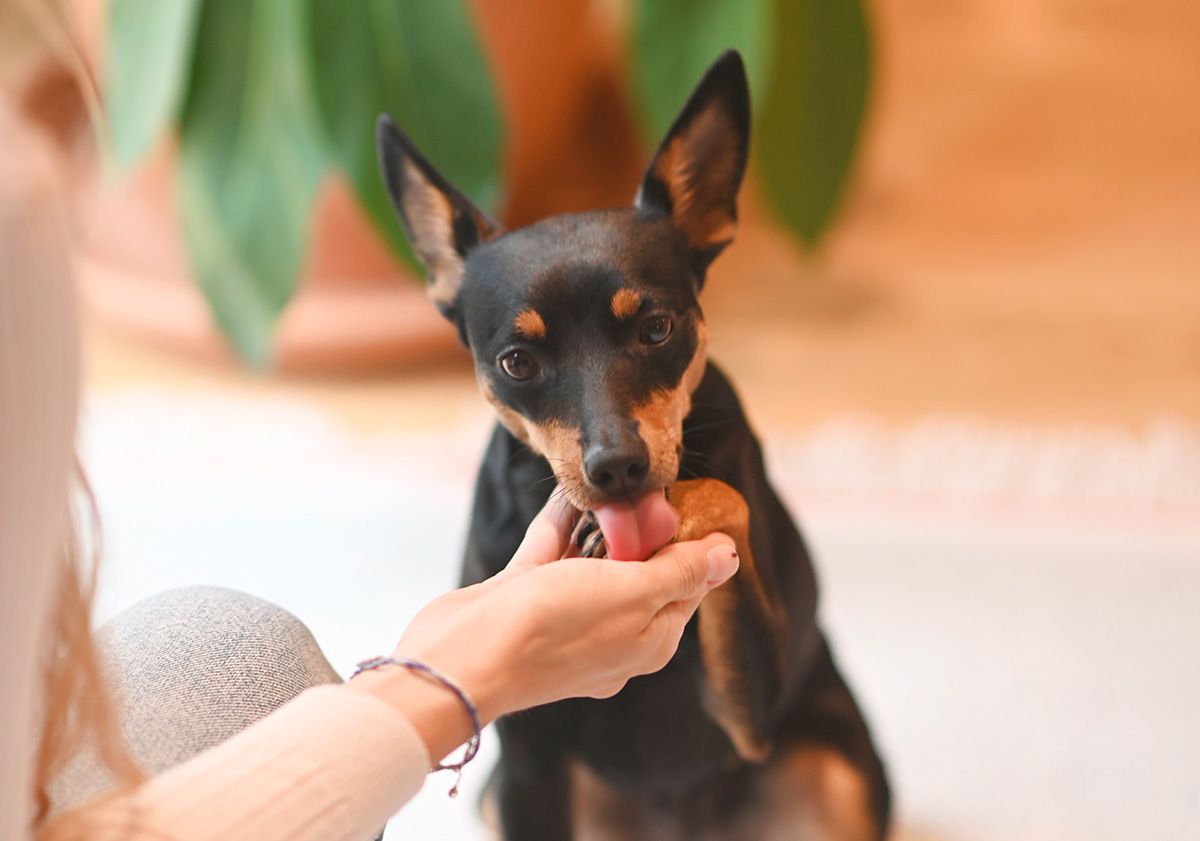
[756,0,871,245]
[106,0,202,168]
[631,0,772,145]
[307,0,503,267]
[177,0,326,368]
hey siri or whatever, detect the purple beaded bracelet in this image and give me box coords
[351,655,482,797]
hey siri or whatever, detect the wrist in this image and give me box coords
[384,621,525,722]
[347,664,475,765]
[392,646,511,724]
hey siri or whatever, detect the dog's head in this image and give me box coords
[378,51,749,510]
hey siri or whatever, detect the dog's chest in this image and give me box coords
[560,629,745,794]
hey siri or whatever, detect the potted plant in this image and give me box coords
[68,0,870,372]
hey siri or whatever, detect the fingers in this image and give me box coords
[640,532,738,603]
[505,489,580,573]
[634,534,739,675]
[646,596,702,665]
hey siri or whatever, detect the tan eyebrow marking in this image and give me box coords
[513,309,547,340]
[610,289,642,320]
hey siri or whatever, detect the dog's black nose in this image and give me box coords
[584,443,651,497]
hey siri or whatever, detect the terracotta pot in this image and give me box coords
[53,0,644,373]
[472,0,645,227]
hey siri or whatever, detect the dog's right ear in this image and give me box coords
[377,115,502,319]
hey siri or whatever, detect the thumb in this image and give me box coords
[505,490,579,574]
[642,532,738,603]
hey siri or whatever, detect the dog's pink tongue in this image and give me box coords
[594,489,678,561]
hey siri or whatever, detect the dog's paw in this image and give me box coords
[667,478,750,543]
[569,510,608,558]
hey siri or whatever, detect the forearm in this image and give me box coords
[47,685,430,841]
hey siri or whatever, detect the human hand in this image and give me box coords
[392,492,738,723]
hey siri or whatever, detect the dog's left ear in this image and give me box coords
[377,115,503,320]
[635,50,750,269]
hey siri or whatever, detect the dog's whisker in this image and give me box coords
[683,420,735,436]
[520,474,558,495]
[686,401,738,412]
[681,450,732,483]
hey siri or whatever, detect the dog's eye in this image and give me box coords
[639,314,673,345]
[499,349,539,381]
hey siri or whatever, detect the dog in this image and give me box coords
[378,50,890,841]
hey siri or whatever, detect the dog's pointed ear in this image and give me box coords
[377,115,503,318]
[635,50,750,269]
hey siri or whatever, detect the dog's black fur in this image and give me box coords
[379,50,890,840]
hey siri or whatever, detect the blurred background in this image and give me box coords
[3,0,1198,839]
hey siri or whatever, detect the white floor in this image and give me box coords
[82,392,1200,841]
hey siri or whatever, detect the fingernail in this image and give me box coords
[706,544,739,585]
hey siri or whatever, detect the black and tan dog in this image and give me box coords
[378,50,890,841]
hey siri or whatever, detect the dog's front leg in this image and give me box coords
[668,478,788,763]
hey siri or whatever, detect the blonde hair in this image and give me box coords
[33,464,143,837]
[5,0,140,834]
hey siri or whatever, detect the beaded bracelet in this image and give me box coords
[351,655,482,797]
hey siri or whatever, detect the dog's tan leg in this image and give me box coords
[668,479,788,764]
